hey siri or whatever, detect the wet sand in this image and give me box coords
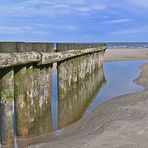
[104,48,148,61]
[27,48,148,148]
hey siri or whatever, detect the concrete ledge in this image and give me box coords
[0,52,41,68]
[56,43,106,52]
[0,46,107,68]
[39,46,106,65]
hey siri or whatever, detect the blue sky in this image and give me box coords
[0,0,148,42]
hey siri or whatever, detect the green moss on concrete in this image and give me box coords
[0,69,14,102]
[0,68,14,145]
[14,67,27,99]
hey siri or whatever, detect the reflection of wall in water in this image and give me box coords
[57,52,105,128]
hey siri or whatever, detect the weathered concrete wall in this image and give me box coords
[28,107,52,136]
[14,65,52,137]
[56,49,106,128]
[38,65,52,118]
[0,43,107,146]
[0,64,53,146]
[57,50,105,98]
[0,68,14,145]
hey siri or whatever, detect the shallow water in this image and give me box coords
[85,60,148,115]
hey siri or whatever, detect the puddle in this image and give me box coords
[85,60,148,115]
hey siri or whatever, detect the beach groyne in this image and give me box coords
[0,42,107,146]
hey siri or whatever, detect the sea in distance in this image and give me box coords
[76,42,148,48]
[105,42,148,48]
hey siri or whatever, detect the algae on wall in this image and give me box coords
[38,65,52,118]
[0,68,14,145]
[14,65,28,136]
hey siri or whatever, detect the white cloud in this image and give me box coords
[35,23,79,31]
[110,25,148,35]
[105,18,131,24]
[127,0,148,8]
[0,0,106,17]
[0,23,80,35]
[0,25,47,35]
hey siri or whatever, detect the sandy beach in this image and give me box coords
[104,48,148,61]
[27,48,148,148]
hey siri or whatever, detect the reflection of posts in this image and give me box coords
[0,68,14,145]
[57,52,106,128]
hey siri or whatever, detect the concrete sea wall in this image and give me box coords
[0,42,106,146]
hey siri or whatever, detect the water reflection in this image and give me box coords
[6,63,105,147]
[58,64,105,129]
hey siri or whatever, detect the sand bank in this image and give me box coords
[104,48,148,61]
[27,48,148,148]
